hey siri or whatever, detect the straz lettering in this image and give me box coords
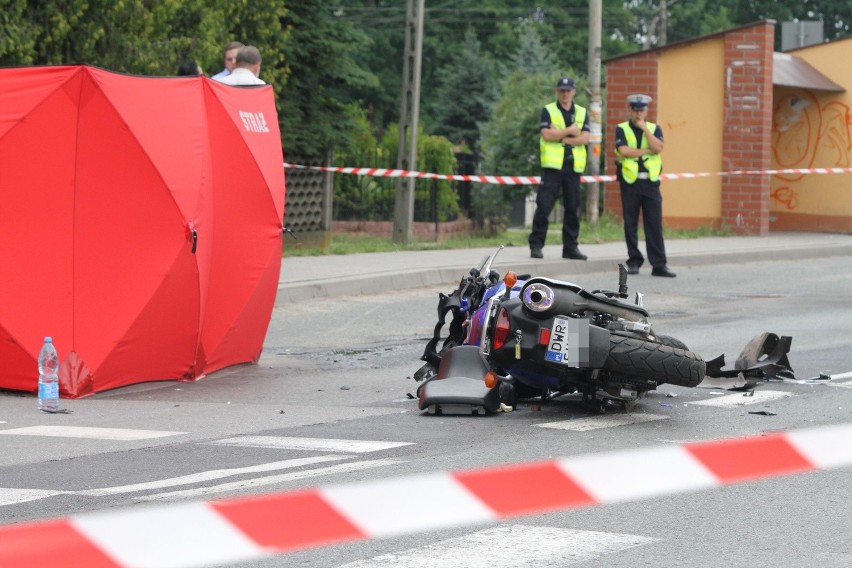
[239,111,269,133]
[549,323,567,352]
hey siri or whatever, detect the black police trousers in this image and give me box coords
[528,167,581,253]
[619,179,668,269]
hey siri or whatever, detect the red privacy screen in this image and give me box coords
[0,65,285,397]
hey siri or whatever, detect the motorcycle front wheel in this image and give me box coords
[604,334,705,387]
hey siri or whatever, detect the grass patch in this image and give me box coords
[283,214,729,257]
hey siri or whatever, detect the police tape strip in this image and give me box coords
[2,422,851,568]
[284,162,852,185]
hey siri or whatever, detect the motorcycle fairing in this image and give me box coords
[705,332,794,380]
[418,345,501,414]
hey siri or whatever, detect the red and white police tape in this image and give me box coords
[1,422,850,568]
[284,162,852,185]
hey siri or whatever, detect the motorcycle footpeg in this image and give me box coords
[418,345,501,414]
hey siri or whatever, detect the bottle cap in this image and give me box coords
[44,337,52,342]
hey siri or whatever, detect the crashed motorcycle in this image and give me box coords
[414,246,706,414]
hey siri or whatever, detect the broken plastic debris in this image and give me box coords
[659,403,673,407]
[666,392,678,398]
[40,408,72,414]
[748,410,777,416]
[340,385,351,390]
[499,403,513,413]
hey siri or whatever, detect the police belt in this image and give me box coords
[636,172,650,179]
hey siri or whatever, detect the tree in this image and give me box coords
[277,0,379,160]
[429,28,493,158]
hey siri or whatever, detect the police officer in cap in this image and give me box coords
[529,77,590,261]
[615,94,675,277]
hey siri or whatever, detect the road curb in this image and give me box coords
[275,241,852,306]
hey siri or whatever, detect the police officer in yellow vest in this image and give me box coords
[615,94,675,277]
[529,77,590,260]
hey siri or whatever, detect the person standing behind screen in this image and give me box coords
[177,60,203,76]
[529,77,590,261]
[615,94,675,277]
[211,41,245,80]
[215,46,266,86]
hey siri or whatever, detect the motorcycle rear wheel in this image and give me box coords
[605,334,705,387]
[653,334,689,350]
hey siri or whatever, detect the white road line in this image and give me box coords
[828,382,852,389]
[689,390,794,408]
[135,459,404,502]
[0,488,67,507]
[206,436,415,453]
[536,413,669,431]
[76,456,349,496]
[337,524,658,567]
[828,371,852,380]
[0,425,186,440]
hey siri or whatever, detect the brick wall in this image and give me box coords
[721,22,774,235]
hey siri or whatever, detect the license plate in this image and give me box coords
[544,317,590,367]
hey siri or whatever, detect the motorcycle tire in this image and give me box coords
[653,334,689,350]
[604,334,705,387]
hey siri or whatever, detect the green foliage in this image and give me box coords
[278,0,378,160]
[430,28,492,158]
[380,124,460,222]
[4,0,851,182]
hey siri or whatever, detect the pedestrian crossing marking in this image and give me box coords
[337,524,658,567]
[77,456,349,496]
[536,413,669,431]
[689,390,793,408]
[0,488,66,507]
[207,436,414,453]
[135,459,403,502]
[0,425,186,440]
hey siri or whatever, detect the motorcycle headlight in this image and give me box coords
[522,282,555,312]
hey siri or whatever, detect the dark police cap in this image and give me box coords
[556,77,575,90]
[627,94,652,109]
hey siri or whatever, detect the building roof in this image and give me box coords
[773,52,845,92]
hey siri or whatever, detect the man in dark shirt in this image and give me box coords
[529,77,590,260]
[615,94,675,277]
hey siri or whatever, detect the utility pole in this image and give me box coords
[586,0,602,226]
[392,0,425,244]
[659,0,667,46]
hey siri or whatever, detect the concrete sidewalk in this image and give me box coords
[276,232,852,305]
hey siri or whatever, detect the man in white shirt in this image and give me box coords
[215,46,266,86]
[210,41,244,80]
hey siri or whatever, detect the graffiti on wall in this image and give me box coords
[773,92,852,177]
[771,92,852,210]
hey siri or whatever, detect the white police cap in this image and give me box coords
[627,94,652,109]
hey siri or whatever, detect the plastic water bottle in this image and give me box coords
[37,337,60,412]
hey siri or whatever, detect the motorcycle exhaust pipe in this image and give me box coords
[522,282,556,312]
[521,278,645,322]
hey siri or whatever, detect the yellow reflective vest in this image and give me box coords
[616,121,662,183]
[540,103,587,173]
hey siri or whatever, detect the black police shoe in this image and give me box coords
[530,248,543,259]
[562,248,587,261]
[651,266,676,278]
[627,265,640,275]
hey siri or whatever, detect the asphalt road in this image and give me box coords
[1,256,851,567]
